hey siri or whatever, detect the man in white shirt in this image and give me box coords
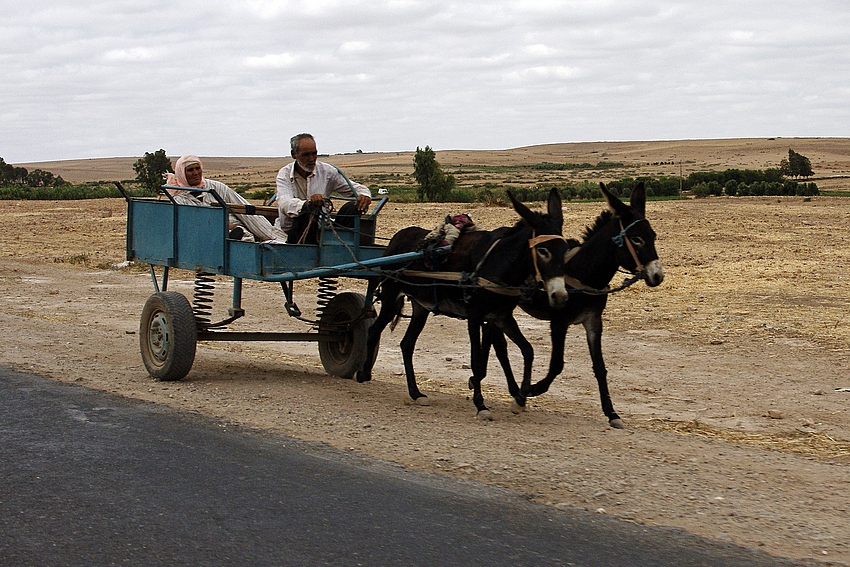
[275,133,371,243]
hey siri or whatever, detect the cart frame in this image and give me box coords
[120,185,440,381]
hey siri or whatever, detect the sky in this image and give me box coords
[2,0,849,163]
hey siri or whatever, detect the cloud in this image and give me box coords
[103,47,160,62]
[245,52,299,68]
[339,41,370,54]
[1,0,849,162]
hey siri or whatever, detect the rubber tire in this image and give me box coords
[318,292,373,379]
[139,291,197,381]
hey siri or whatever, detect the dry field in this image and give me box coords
[20,136,850,194]
[5,138,850,565]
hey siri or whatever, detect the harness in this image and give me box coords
[612,218,647,273]
[560,217,648,295]
[399,231,567,299]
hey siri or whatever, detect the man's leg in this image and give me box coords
[333,201,363,229]
[287,208,320,244]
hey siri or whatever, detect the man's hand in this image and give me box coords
[355,194,371,212]
[309,193,325,207]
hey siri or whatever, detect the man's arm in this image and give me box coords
[276,166,306,219]
[325,163,372,211]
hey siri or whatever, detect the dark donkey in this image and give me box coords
[485,182,664,428]
[357,188,570,419]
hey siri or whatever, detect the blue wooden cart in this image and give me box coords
[121,186,436,382]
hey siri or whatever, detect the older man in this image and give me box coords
[275,133,371,243]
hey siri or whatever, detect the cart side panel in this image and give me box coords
[227,240,266,277]
[127,200,175,265]
[175,205,228,272]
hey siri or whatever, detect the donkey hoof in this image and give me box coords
[609,418,625,429]
[355,372,371,383]
[414,396,430,406]
[510,400,526,414]
[476,409,493,421]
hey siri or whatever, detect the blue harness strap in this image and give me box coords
[612,219,644,247]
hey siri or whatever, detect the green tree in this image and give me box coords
[133,149,172,193]
[413,145,455,201]
[787,149,813,178]
[0,158,28,185]
[26,169,55,187]
[0,157,12,184]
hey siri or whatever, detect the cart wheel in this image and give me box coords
[318,292,373,379]
[139,291,197,381]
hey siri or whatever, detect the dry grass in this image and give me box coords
[644,418,850,462]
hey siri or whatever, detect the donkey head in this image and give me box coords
[508,188,570,307]
[599,182,664,287]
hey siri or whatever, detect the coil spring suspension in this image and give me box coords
[192,271,215,328]
[316,277,338,319]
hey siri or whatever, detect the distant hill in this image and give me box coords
[16,137,850,192]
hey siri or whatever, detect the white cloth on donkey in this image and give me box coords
[422,213,476,249]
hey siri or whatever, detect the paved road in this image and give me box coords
[0,368,812,567]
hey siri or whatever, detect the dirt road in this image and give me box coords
[1,197,849,566]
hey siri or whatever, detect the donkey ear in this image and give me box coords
[547,187,563,231]
[599,182,629,217]
[630,182,646,215]
[508,191,535,224]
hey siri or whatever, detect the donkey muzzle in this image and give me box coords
[644,259,665,287]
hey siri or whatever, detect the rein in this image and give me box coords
[612,218,646,273]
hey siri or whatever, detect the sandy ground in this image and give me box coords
[1,191,849,566]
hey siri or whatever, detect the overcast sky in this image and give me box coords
[2,0,848,163]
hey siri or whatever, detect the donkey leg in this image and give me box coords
[483,323,522,405]
[356,287,398,383]
[469,322,490,391]
[466,321,493,420]
[498,317,534,412]
[400,303,430,404]
[585,319,623,428]
[527,318,567,398]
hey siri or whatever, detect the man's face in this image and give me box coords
[292,137,318,173]
[184,162,203,186]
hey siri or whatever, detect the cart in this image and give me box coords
[120,185,438,382]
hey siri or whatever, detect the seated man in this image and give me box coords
[275,133,372,244]
[166,155,286,243]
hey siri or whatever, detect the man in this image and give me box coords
[276,133,372,243]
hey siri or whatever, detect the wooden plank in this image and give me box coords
[213,203,278,217]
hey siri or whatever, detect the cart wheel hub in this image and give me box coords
[148,312,171,362]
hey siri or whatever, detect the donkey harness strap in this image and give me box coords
[528,232,567,283]
[399,270,521,296]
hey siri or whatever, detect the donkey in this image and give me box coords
[483,182,664,428]
[356,188,570,419]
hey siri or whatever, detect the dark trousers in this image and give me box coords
[287,201,362,244]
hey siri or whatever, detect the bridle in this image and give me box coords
[528,233,567,284]
[612,218,647,274]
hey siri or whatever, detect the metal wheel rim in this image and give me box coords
[327,313,354,361]
[148,311,170,364]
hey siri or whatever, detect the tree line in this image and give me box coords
[413,147,820,202]
[0,157,67,188]
[0,147,825,201]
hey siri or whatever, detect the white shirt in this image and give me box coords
[275,161,371,231]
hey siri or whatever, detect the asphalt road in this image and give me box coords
[0,367,813,567]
